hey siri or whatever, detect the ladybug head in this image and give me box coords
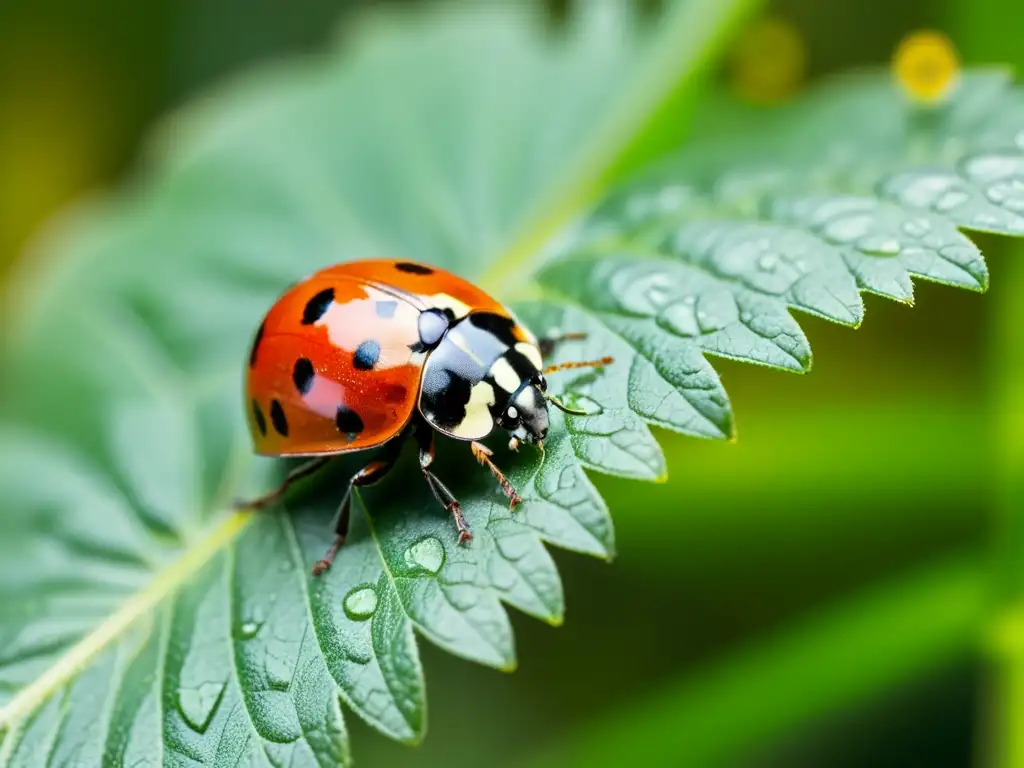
[498,374,550,451]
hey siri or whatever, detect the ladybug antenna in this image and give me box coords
[543,391,588,416]
[542,356,613,376]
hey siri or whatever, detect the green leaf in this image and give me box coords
[0,1,754,762]
[3,0,1024,764]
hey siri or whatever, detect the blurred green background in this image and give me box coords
[2,0,1022,765]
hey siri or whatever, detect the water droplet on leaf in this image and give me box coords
[757,254,778,271]
[901,217,932,238]
[344,586,378,620]
[404,537,445,574]
[933,189,969,212]
[821,214,873,243]
[856,235,901,256]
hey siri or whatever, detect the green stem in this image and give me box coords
[954,1,1024,764]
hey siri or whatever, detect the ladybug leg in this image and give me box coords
[235,456,331,511]
[313,435,409,577]
[538,331,587,359]
[415,424,472,545]
[470,441,522,510]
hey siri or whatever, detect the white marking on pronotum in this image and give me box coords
[489,357,521,393]
[424,292,472,320]
[449,330,485,366]
[450,381,496,439]
[516,342,543,370]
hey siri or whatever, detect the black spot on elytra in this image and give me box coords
[302,288,334,325]
[270,400,289,437]
[375,300,398,319]
[249,321,265,367]
[353,340,381,370]
[395,261,433,275]
[252,400,267,436]
[335,406,364,439]
[292,358,314,395]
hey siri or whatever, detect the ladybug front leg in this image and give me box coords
[470,442,522,510]
[415,423,473,545]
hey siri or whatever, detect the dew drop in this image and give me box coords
[177,681,226,734]
[757,254,778,272]
[343,586,378,621]
[821,214,873,243]
[986,185,1007,203]
[972,213,1002,228]
[404,537,445,574]
[239,621,261,639]
[985,178,1024,212]
[933,189,970,212]
[901,217,932,238]
[660,304,699,337]
[740,311,754,323]
[856,235,901,256]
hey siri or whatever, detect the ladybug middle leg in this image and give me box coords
[313,434,409,576]
[415,421,473,545]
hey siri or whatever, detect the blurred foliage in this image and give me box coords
[1,0,1024,766]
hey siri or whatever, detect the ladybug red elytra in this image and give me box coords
[238,259,612,576]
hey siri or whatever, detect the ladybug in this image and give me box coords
[238,259,612,576]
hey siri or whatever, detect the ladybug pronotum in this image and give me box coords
[238,259,612,575]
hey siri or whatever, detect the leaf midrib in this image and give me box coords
[0,512,249,729]
[477,0,760,297]
[0,0,759,734]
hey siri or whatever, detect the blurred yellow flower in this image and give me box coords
[729,16,807,104]
[893,29,961,104]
